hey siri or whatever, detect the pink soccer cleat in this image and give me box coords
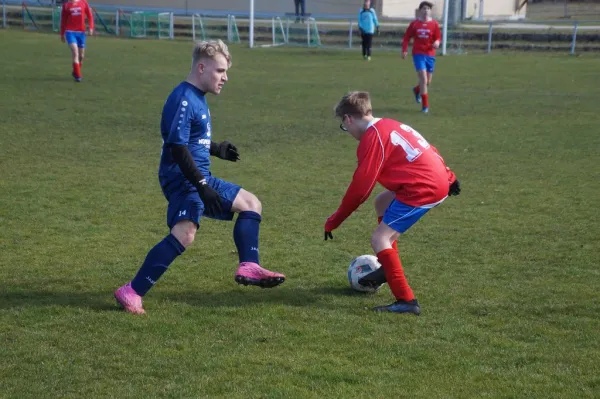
[114,282,146,315]
[235,262,286,288]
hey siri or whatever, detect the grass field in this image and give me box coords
[1,30,599,398]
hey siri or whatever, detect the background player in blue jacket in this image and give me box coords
[114,40,286,315]
[358,0,379,60]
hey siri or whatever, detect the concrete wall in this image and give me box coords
[380,0,526,20]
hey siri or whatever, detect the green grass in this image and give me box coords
[1,30,599,398]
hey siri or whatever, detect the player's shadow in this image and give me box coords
[0,285,119,312]
[156,285,361,309]
[0,284,363,311]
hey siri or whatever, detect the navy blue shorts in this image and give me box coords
[65,31,86,48]
[413,54,435,73]
[165,176,241,228]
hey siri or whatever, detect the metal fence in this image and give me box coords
[2,2,600,55]
[527,0,600,20]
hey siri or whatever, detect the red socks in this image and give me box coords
[413,85,420,95]
[376,248,415,301]
[377,216,412,300]
[72,62,81,78]
[422,93,429,108]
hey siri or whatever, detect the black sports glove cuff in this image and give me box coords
[169,144,207,192]
[209,141,220,157]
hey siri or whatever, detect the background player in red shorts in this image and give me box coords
[60,0,94,82]
[402,1,440,113]
[324,91,460,315]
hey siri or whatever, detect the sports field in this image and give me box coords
[1,30,599,398]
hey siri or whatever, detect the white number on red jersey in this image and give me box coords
[390,124,430,162]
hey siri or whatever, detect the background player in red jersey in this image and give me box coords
[60,0,94,82]
[324,92,460,315]
[402,1,440,113]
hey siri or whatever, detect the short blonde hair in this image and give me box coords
[334,91,372,119]
[192,39,232,68]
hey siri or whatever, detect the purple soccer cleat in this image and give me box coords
[114,282,146,315]
[235,262,286,288]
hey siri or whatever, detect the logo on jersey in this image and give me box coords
[417,28,431,39]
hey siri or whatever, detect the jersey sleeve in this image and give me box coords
[165,97,194,146]
[430,145,457,184]
[372,9,379,28]
[325,130,384,231]
[60,4,67,36]
[402,21,415,53]
[85,2,95,31]
[357,10,364,31]
[433,21,441,43]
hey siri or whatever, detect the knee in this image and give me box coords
[171,222,197,248]
[237,192,262,214]
[370,231,387,253]
[374,191,394,216]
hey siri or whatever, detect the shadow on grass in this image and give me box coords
[0,284,368,312]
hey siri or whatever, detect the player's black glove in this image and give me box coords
[197,180,223,215]
[376,27,380,36]
[324,231,333,241]
[448,180,461,196]
[211,141,240,162]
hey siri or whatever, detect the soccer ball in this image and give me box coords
[348,255,383,293]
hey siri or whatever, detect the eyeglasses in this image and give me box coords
[339,114,349,132]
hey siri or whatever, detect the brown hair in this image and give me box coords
[192,39,232,68]
[334,91,373,119]
[419,1,433,10]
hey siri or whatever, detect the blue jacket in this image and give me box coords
[358,7,379,34]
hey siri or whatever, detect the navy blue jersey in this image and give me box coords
[159,81,212,195]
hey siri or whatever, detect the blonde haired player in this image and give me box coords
[114,40,285,315]
[324,91,460,314]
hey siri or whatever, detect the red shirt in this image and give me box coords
[325,118,456,231]
[402,19,441,56]
[60,0,94,36]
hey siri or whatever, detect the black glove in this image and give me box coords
[449,180,461,196]
[213,141,240,162]
[197,180,223,215]
[376,27,380,35]
[324,231,333,241]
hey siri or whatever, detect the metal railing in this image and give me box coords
[3,2,600,55]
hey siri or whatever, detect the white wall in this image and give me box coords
[380,0,527,20]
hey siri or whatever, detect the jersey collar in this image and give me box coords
[367,118,382,129]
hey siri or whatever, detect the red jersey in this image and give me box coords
[60,0,94,36]
[325,118,456,231]
[402,19,441,56]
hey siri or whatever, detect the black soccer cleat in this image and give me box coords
[358,267,387,288]
[372,299,421,315]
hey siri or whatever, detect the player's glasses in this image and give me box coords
[339,114,349,131]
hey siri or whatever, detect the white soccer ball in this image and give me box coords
[348,254,383,293]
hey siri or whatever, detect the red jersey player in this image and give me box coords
[402,1,440,113]
[324,92,460,315]
[60,0,94,82]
